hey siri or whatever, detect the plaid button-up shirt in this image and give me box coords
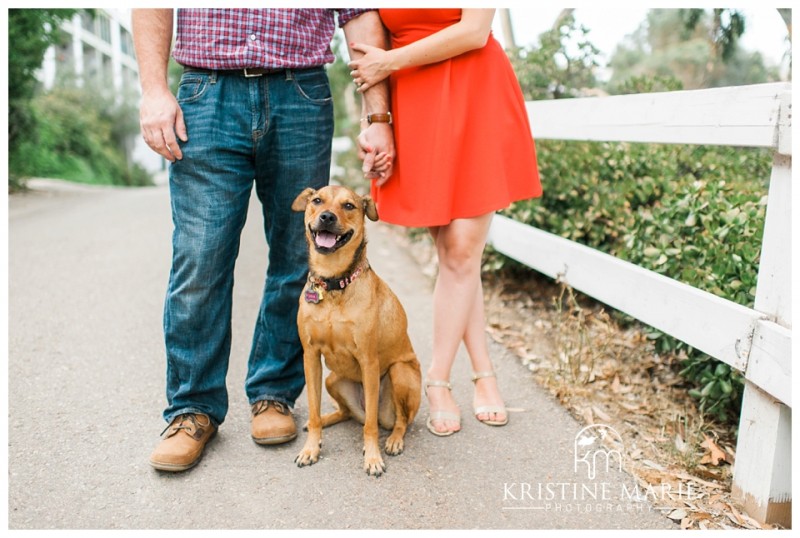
[173,8,372,69]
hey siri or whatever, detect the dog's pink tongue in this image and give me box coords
[315,231,337,248]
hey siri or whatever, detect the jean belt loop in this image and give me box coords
[209,71,218,85]
[285,68,294,82]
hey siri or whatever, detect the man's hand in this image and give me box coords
[139,87,187,162]
[132,9,181,161]
[357,123,395,186]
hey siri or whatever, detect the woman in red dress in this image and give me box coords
[349,8,541,436]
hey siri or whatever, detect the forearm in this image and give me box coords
[132,9,174,94]
[342,11,390,115]
[388,9,495,71]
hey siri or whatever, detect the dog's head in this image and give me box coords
[292,185,378,256]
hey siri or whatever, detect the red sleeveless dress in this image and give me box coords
[371,8,542,227]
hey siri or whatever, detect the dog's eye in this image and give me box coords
[311,198,323,205]
[343,202,356,211]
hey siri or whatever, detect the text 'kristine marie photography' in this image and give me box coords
[501,424,698,513]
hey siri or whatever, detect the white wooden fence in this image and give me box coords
[487,83,792,527]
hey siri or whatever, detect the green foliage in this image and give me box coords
[13,86,151,186]
[7,9,80,104]
[510,13,599,101]
[680,357,743,423]
[493,139,771,423]
[8,8,83,189]
[619,162,767,307]
[8,9,149,189]
[613,74,684,95]
[327,32,361,138]
[607,9,779,92]
[679,8,746,61]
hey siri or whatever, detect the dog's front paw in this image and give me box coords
[295,444,320,467]
[384,434,404,456]
[363,449,386,477]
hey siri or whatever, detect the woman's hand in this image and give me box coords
[348,43,395,93]
[357,123,395,186]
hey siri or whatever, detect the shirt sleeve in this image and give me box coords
[336,8,376,28]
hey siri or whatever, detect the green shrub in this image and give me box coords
[10,86,152,187]
[494,139,772,423]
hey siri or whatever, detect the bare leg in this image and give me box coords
[463,279,507,424]
[426,213,494,434]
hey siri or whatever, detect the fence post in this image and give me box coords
[732,92,792,528]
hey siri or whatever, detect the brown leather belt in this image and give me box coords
[183,66,287,77]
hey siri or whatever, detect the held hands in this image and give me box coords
[357,123,394,186]
[348,43,393,93]
[139,86,187,162]
[348,42,395,184]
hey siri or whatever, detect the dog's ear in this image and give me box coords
[362,195,379,222]
[291,188,317,212]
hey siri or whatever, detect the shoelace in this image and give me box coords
[252,400,289,416]
[160,413,199,437]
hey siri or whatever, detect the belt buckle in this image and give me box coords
[243,68,263,78]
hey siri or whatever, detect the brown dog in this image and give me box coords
[291,185,421,476]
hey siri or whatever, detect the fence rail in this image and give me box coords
[487,82,792,527]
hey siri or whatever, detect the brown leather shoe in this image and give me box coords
[149,413,216,472]
[251,400,297,445]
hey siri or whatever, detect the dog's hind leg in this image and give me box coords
[378,375,396,431]
[320,372,360,428]
[384,356,422,456]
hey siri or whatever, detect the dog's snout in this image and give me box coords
[318,211,337,225]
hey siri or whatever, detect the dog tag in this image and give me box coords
[305,286,322,304]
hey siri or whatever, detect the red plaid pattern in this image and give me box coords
[173,8,371,69]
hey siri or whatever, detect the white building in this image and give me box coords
[39,8,165,176]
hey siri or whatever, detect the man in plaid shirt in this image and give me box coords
[133,8,394,472]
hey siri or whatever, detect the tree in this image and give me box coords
[8,9,82,186]
[510,13,600,101]
[607,9,777,93]
[777,8,791,40]
[679,8,745,62]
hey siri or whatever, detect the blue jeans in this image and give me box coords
[163,68,333,426]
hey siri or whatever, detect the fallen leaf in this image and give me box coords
[728,503,762,529]
[611,374,621,393]
[674,433,688,454]
[582,407,594,425]
[675,472,725,490]
[700,434,727,466]
[592,405,611,422]
[641,459,666,471]
[723,445,736,464]
[724,511,745,528]
[667,508,688,521]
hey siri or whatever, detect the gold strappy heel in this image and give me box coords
[424,379,461,437]
[471,371,509,427]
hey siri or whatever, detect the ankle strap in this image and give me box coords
[471,370,496,382]
[424,379,452,390]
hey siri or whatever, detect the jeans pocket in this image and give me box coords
[291,69,332,105]
[176,73,210,104]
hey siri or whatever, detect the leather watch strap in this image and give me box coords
[365,112,392,125]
